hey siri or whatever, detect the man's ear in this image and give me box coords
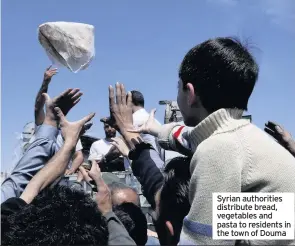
[186,83,196,107]
[165,221,174,237]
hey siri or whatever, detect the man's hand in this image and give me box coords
[44,65,58,82]
[65,168,75,176]
[105,145,121,160]
[65,150,84,175]
[109,83,141,148]
[89,160,112,215]
[76,169,84,183]
[43,88,83,127]
[265,121,295,156]
[110,137,130,157]
[128,109,161,137]
[78,166,92,182]
[19,109,95,204]
[109,83,133,134]
[34,66,58,126]
[55,107,95,145]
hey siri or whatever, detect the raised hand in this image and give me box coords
[55,107,95,144]
[109,83,133,134]
[44,65,58,82]
[20,109,94,204]
[265,121,295,156]
[109,83,143,149]
[128,108,161,137]
[65,168,75,176]
[34,66,59,126]
[78,166,92,182]
[110,137,130,157]
[43,88,83,126]
[103,145,121,162]
[89,160,112,215]
[76,169,84,183]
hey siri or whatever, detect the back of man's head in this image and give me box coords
[179,37,259,113]
[113,202,148,245]
[157,156,191,244]
[2,186,108,245]
[109,182,140,206]
[131,90,145,108]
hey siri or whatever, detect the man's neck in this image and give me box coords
[132,106,144,113]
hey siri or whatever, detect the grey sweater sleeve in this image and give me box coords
[157,123,193,157]
[104,211,136,245]
[157,123,182,150]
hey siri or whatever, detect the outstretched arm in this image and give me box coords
[20,107,94,204]
[88,160,136,245]
[1,125,58,202]
[127,108,193,156]
[108,83,164,208]
[1,88,83,202]
[65,150,84,175]
[34,66,58,126]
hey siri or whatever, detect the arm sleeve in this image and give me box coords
[88,142,103,161]
[75,139,83,152]
[131,148,164,209]
[1,125,58,202]
[181,138,242,245]
[104,211,136,245]
[158,123,193,156]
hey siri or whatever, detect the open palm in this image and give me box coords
[128,109,161,137]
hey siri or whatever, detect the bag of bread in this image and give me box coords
[38,22,95,73]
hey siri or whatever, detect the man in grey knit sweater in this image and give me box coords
[134,37,295,245]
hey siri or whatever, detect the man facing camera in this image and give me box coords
[88,121,124,172]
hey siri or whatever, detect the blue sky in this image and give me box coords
[2,0,295,171]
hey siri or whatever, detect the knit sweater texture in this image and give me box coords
[158,108,295,245]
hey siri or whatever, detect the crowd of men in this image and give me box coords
[1,37,295,245]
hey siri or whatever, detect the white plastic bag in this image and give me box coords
[38,22,95,73]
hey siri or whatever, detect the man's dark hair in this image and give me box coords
[2,186,108,245]
[113,202,148,245]
[157,156,191,244]
[179,37,259,113]
[131,90,145,107]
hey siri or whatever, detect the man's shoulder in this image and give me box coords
[194,122,288,160]
[91,139,109,148]
[92,139,104,145]
[133,108,149,120]
[195,127,243,157]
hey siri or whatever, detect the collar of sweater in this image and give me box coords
[188,108,244,150]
